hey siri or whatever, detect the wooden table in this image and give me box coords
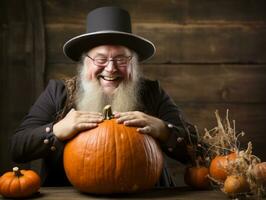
[0,186,248,200]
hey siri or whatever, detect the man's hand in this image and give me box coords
[53,109,103,141]
[114,111,170,142]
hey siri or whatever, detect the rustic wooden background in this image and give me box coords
[1,0,266,185]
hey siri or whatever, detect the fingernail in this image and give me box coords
[114,113,120,117]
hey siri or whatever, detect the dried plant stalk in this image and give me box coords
[199,110,264,199]
[201,109,244,158]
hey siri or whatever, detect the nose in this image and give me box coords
[104,60,117,73]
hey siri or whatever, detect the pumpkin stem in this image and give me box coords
[13,167,23,177]
[103,105,113,120]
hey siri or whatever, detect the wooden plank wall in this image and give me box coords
[0,0,45,174]
[1,0,266,185]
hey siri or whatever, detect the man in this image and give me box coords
[11,6,194,187]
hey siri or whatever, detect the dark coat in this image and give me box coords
[11,78,191,187]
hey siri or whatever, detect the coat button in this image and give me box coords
[177,137,183,143]
[45,127,51,133]
[50,146,56,151]
[167,123,174,128]
[168,147,173,152]
[43,139,49,144]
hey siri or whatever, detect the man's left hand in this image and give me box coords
[114,111,169,142]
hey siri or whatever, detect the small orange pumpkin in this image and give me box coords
[63,105,164,193]
[223,175,250,196]
[209,152,236,182]
[184,165,210,189]
[0,167,41,198]
[251,162,266,184]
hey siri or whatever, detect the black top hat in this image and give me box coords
[63,6,156,62]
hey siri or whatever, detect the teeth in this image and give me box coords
[102,76,119,81]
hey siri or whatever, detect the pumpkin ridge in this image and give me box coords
[153,138,160,183]
[17,175,26,196]
[104,120,113,188]
[21,172,34,191]
[102,121,107,187]
[5,175,16,197]
[81,128,99,190]
[95,124,102,189]
[99,120,112,190]
[8,175,16,196]
[82,130,93,189]
[140,134,150,185]
[146,135,157,185]
[142,135,152,185]
[126,126,135,190]
[152,137,158,183]
[8,176,16,196]
[0,176,7,195]
[112,120,118,189]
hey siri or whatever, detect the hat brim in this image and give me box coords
[63,31,156,62]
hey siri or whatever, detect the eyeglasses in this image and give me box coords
[86,55,132,67]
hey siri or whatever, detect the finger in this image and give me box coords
[116,115,136,124]
[113,112,123,118]
[76,114,103,121]
[123,119,146,127]
[137,126,152,134]
[75,123,98,131]
[113,111,118,115]
[77,116,103,124]
[114,111,133,118]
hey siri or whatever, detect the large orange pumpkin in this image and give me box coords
[63,105,164,194]
[0,167,40,198]
[209,152,236,182]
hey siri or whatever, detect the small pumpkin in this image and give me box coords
[0,167,41,198]
[63,105,164,194]
[209,152,236,182]
[223,175,250,196]
[184,165,210,189]
[251,162,266,184]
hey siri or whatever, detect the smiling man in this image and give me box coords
[11,6,195,187]
[77,45,139,112]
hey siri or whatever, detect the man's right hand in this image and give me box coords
[53,109,103,141]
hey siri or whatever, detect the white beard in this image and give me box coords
[75,56,141,113]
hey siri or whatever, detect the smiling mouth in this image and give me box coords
[98,75,121,81]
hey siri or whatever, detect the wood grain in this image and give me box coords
[45,24,266,64]
[25,0,46,97]
[0,186,230,200]
[0,0,45,174]
[43,0,266,24]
